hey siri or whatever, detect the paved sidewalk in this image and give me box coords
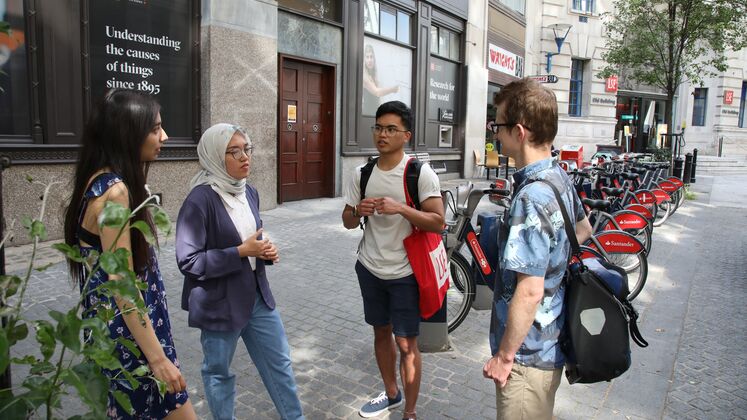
[5,175,747,419]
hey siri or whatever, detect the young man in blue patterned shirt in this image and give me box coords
[482,78,593,419]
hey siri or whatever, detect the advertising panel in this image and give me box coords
[362,36,412,116]
[90,0,192,137]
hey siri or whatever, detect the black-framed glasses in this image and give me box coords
[225,145,254,160]
[490,122,533,133]
[372,125,409,136]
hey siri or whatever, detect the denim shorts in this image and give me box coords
[355,261,420,337]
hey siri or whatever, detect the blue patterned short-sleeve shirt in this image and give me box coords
[489,157,585,369]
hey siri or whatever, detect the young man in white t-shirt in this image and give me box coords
[342,101,444,420]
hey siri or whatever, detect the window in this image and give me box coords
[572,0,595,13]
[362,36,412,115]
[569,59,584,116]
[0,0,31,136]
[692,88,707,126]
[487,84,502,151]
[499,0,525,15]
[277,0,342,22]
[364,0,410,44]
[430,25,460,61]
[739,81,746,128]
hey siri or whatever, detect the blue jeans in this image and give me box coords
[200,295,304,420]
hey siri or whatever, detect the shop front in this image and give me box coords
[614,91,668,153]
[485,2,525,156]
[341,0,468,179]
[0,0,201,244]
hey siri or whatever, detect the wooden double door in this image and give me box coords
[279,57,335,203]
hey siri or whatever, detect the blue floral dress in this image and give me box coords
[77,173,189,419]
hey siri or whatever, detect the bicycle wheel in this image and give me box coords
[447,252,475,333]
[610,210,653,255]
[667,188,681,212]
[589,231,648,301]
[672,187,685,211]
[607,251,647,300]
[625,226,652,256]
[653,199,671,227]
[633,189,658,221]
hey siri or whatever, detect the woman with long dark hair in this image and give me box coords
[63,89,196,419]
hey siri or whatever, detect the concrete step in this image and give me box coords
[696,167,747,175]
[696,160,747,168]
[696,155,741,161]
[692,156,747,174]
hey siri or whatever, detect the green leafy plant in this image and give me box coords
[0,177,172,419]
[647,146,672,163]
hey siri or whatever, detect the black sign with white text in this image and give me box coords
[89,0,192,138]
[428,57,458,121]
[527,74,558,84]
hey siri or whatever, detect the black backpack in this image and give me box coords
[360,156,423,214]
[536,179,648,384]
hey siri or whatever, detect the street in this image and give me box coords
[6,174,747,419]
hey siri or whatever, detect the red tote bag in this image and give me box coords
[402,158,450,319]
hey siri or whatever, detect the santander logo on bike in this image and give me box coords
[605,240,634,248]
[618,219,640,226]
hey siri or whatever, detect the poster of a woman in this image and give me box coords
[361,38,411,115]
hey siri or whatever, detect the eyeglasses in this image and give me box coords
[372,125,409,136]
[490,122,533,133]
[225,146,254,160]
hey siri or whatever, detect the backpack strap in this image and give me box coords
[403,157,423,211]
[359,156,422,230]
[540,180,649,348]
[358,157,378,230]
[360,156,378,201]
[623,300,649,347]
[535,179,580,257]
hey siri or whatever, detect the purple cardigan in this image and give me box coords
[175,184,275,331]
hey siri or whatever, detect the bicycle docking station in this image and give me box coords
[418,304,450,353]
[472,213,502,310]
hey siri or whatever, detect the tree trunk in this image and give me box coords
[665,91,675,136]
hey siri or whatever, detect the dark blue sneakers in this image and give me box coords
[359,390,403,418]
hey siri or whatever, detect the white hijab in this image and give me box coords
[190,123,249,196]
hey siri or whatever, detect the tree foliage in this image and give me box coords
[600,0,747,126]
[0,177,172,419]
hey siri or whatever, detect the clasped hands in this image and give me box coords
[356,197,403,217]
[237,228,279,262]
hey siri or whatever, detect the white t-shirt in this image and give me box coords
[212,185,257,270]
[343,154,442,279]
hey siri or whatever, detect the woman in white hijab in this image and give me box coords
[176,124,305,420]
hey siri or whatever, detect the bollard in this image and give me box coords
[418,302,450,352]
[683,153,693,184]
[691,148,698,183]
[673,157,685,180]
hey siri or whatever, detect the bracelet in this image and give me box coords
[352,205,360,218]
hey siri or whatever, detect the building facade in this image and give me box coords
[0,0,480,244]
[462,0,527,176]
[673,49,747,158]
[523,0,619,159]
